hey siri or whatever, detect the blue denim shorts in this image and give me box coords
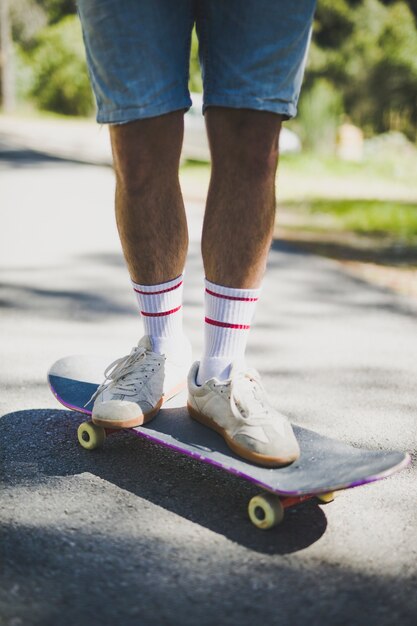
[77,0,316,124]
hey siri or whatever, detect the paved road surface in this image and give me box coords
[1,138,416,626]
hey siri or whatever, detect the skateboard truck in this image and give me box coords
[247,491,335,530]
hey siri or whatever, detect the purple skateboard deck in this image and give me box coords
[48,355,410,528]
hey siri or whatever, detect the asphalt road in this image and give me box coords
[1,140,416,626]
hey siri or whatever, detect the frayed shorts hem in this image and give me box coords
[97,95,297,124]
[202,95,297,120]
[97,98,193,125]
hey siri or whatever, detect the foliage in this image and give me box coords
[38,0,77,25]
[300,197,417,240]
[10,0,76,49]
[10,0,47,49]
[297,79,344,153]
[189,27,202,94]
[307,0,417,140]
[28,15,94,116]
[14,44,35,105]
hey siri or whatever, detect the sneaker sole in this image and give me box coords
[187,403,298,468]
[92,381,186,429]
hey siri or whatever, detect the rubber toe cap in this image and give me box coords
[92,399,149,422]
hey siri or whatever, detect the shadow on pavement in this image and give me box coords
[281,235,417,266]
[270,239,417,318]
[1,408,327,556]
[2,407,416,626]
[0,283,135,321]
[4,243,417,324]
[2,518,416,626]
[0,139,105,169]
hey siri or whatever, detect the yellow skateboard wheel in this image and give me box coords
[77,421,106,450]
[248,493,284,529]
[317,491,335,503]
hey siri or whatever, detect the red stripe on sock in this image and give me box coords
[205,288,258,302]
[141,305,182,317]
[134,280,183,296]
[205,317,250,330]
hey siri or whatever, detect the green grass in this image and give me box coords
[285,198,417,242]
[279,149,417,184]
[0,106,95,122]
[179,153,417,246]
[277,152,417,249]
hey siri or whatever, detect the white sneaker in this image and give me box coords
[91,335,191,429]
[187,362,300,467]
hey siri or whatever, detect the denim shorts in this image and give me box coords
[77,0,316,124]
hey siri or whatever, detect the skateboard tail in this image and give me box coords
[48,379,93,416]
[48,377,186,422]
[129,427,411,498]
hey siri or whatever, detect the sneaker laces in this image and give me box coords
[86,346,162,406]
[230,369,271,421]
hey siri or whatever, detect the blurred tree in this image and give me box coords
[298,79,344,153]
[189,26,202,93]
[381,0,417,18]
[364,2,417,136]
[314,0,355,51]
[38,0,76,25]
[0,0,16,111]
[29,15,93,115]
[4,0,76,111]
[304,0,417,140]
[32,0,77,24]
[10,0,46,49]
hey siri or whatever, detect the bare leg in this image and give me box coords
[202,107,282,288]
[110,110,188,285]
[188,108,300,465]
[91,112,192,431]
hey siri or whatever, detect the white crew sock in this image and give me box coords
[132,274,184,355]
[197,279,261,384]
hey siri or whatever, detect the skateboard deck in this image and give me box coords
[48,355,411,529]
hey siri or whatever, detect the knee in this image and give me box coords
[110,113,183,195]
[208,109,282,180]
[233,134,280,180]
[113,152,157,196]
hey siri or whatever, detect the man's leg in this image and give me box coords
[91,113,192,429]
[76,0,194,428]
[110,111,188,286]
[196,107,281,383]
[108,111,190,359]
[195,108,281,384]
[187,108,300,466]
[202,107,281,289]
[187,1,315,465]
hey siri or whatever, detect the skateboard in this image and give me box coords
[48,355,411,530]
